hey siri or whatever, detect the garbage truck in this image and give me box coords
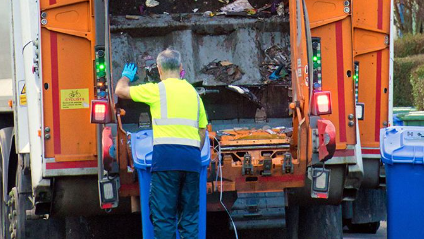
[0,0,392,238]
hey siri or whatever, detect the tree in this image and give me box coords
[394,0,424,36]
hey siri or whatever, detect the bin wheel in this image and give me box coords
[347,221,380,234]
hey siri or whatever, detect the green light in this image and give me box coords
[313,56,318,62]
[99,64,105,70]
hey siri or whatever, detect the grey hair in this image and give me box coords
[156,49,182,72]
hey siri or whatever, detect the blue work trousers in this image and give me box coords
[149,171,200,239]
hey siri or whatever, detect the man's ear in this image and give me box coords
[157,65,162,75]
[179,64,183,72]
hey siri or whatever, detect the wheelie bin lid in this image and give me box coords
[393,107,416,115]
[131,130,211,170]
[380,126,424,165]
[397,111,424,121]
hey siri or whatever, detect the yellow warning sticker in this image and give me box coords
[19,83,27,106]
[60,89,90,110]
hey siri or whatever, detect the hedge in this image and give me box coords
[394,55,424,106]
[394,34,424,58]
[410,64,424,110]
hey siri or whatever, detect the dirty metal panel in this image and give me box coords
[110,15,290,86]
[40,0,97,162]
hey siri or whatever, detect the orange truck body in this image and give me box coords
[40,0,98,175]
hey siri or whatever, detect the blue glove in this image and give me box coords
[121,63,138,82]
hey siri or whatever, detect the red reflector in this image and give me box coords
[315,192,329,199]
[101,203,113,209]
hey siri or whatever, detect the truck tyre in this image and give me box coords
[1,176,11,239]
[7,157,65,239]
[346,221,380,234]
[298,204,343,239]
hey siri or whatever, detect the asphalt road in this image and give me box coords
[60,214,388,239]
[344,221,387,239]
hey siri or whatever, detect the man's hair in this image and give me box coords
[156,48,182,72]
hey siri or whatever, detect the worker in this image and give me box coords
[115,49,208,239]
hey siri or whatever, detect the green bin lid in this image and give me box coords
[398,111,424,121]
[393,107,416,115]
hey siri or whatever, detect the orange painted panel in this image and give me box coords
[310,19,356,147]
[353,0,391,149]
[41,0,97,161]
[308,0,348,27]
[356,49,389,148]
[289,0,313,164]
[307,0,356,148]
[42,2,90,32]
[352,0,391,34]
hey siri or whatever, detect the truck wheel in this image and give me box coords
[346,221,380,234]
[8,187,22,239]
[7,160,65,239]
[298,205,343,239]
[1,179,11,239]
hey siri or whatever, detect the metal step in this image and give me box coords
[230,191,286,230]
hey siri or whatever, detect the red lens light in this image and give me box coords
[312,91,332,116]
[91,100,110,124]
[317,95,330,113]
[94,103,106,121]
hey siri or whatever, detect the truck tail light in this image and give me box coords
[91,100,111,124]
[312,91,332,116]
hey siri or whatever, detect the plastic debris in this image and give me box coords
[220,0,254,13]
[261,45,291,82]
[268,65,285,80]
[125,15,140,20]
[145,0,159,8]
[277,2,285,16]
[246,9,257,15]
[202,61,244,84]
[203,11,215,17]
[137,54,160,82]
[227,85,262,106]
[257,3,272,12]
[139,5,146,15]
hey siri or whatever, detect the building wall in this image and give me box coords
[0,0,11,79]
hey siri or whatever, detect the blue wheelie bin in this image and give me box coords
[381,127,424,239]
[131,130,211,239]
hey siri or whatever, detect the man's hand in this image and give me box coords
[122,63,138,82]
[115,63,138,99]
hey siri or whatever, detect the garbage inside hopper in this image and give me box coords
[137,54,160,82]
[261,45,291,83]
[276,2,286,16]
[202,61,244,84]
[227,85,262,107]
[220,0,254,12]
[145,0,159,8]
